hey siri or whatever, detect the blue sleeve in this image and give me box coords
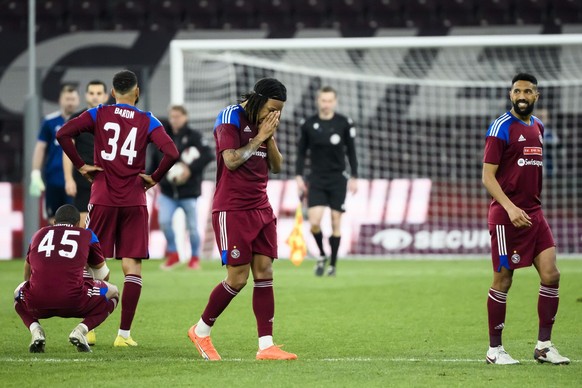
[486,117,510,143]
[214,105,241,131]
[87,107,98,122]
[88,229,100,244]
[147,112,163,133]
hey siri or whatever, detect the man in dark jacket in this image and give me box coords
[151,105,214,269]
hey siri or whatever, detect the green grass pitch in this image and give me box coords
[1,258,581,387]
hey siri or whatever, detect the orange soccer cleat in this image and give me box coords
[188,325,221,361]
[256,345,297,360]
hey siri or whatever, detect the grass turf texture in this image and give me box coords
[1,258,580,387]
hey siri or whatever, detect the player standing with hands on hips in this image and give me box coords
[482,73,569,365]
[295,86,358,277]
[57,70,179,347]
[188,78,297,361]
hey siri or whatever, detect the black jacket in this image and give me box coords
[149,124,214,199]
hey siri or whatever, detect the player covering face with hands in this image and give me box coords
[187,78,297,361]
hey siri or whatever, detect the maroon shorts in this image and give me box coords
[212,207,278,266]
[489,210,555,272]
[87,204,149,259]
[20,280,111,319]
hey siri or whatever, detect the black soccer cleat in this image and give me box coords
[314,258,326,277]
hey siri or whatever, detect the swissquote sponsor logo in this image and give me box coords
[517,158,543,167]
[371,228,489,251]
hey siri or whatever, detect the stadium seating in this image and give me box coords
[330,0,375,36]
[255,0,294,36]
[0,0,578,35]
[403,0,439,29]
[148,0,184,32]
[551,0,582,25]
[514,0,549,25]
[67,0,105,31]
[477,0,514,25]
[438,0,477,27]
[0,0,27,32]
[364,0,406,29]
[182,0,220,29]
[293,0,330,29]
[109,0,148,30]
[36,0,68,33]
[221,0,258,30]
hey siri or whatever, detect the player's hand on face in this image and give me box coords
[78,164,103,183]
[139,173,157,191]
[258,111,280,141]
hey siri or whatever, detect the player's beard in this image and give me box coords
[512,99,535,116]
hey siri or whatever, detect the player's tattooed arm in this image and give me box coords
[222,137,264,170]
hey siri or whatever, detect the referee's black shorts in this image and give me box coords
[307,173,348,212]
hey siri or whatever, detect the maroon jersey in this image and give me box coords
[483,111,544,224]
[23,224,105,309]
[212,104,270,211]
[57,104,178,207]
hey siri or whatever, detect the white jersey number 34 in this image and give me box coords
[101,122,138,165]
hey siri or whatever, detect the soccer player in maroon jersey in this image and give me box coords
[482,73,569,365]
[14,204,118,353]
[187,78,297,361]
[57,70,179,347]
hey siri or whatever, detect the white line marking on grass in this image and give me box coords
[0,357,578,363]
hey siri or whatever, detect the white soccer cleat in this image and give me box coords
[486,345,520,365]
[69,326,92,353]
[29,325,46,353]
[534,341,570,365]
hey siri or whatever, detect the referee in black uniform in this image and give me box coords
[63,80,109,228]
[295,86,358,277]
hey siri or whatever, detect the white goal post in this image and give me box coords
[170,34,582,257]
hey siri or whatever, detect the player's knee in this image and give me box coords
[310,225,321,234]
[228,278,247,291]
[541,268,560,285]
[492,276,512,292]
[255,266,273,280]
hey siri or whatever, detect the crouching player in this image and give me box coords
[14,204,118,353]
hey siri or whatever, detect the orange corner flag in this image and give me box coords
[287,203,307,266]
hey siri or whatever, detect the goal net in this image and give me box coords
[170,35,582,258]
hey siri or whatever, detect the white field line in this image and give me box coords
[0,357,578,363]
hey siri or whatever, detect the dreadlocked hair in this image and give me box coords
[240,78,287,124]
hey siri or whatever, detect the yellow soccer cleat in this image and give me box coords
[113,335,138,347]
[86,330,96,346]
